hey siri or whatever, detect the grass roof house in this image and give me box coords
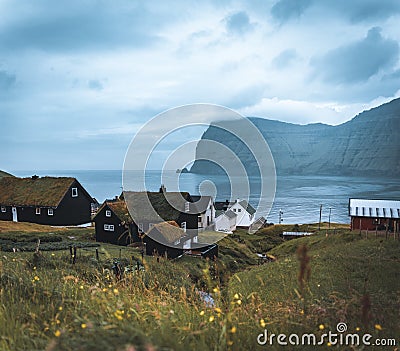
[0,176,94,225]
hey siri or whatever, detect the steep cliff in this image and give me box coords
[190,98,400,177]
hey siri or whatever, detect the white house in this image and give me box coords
[214,210,237,232]
[214,199,256,230]
[190,196,215,231]
[228,199,256,228]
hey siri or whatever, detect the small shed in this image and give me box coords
[282,232,314,239]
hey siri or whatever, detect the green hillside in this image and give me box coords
[229,232,400,350]
[0,170,13,178]
[0,224,398,350]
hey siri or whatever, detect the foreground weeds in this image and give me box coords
[1,231,399,350]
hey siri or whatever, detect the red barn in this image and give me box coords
[349,198,400,232]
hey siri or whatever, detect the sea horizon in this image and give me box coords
[9,170,400,226]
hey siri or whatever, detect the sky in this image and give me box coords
[1,0,400,171]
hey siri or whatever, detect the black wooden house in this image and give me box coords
[0,176,94,225]
[94,190,218,258]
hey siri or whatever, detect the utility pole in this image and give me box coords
[318,204,322,230]
[328,207,332,230]
[279,209,283,224]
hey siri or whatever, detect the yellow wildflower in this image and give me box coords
[209,316,214,322]
[374,324,382,331]
[214,307,222,314]
[58,306,63,311]
[54,330,61,337]
[233,293,239,299]
[260,319,266,328]
[81,323,87,329]
[236,299,242,305]
[114,311,123,321]
[230,326,237,334]
[199,310,205,316]
[319,324,325,330]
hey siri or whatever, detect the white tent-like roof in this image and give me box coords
[349,199,400,219]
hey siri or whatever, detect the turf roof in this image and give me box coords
[146,221,185,244]
[123,191,192,223]
[102,201,133,223]
[0,177,76,207]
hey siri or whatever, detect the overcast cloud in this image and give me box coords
[1,0,399,170]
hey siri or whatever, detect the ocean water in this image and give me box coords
[12,170,400,225]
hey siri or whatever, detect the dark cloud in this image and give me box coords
[271,0,312,23]
[272,49,298,69]
[88,80,103,91]
[382,68,400,81]
[310,27,399,84]
[225,11,254,35]
[0,70,16,90]
[271,0,400,24]
[0,1,164,52]
[327,0,400,23]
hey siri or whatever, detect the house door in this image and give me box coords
[12,207,18,222]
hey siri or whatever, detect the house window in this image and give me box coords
[149,223,154,229]
[185,202,190,212]
[71,187,78,197]
[238,208,242,212]
[233,209,237,212]
[138,223,144,232]
[105,210,112,217]
[198,216,202,223]
[35,208,41,215]
[181,221,187,232]
[48,209,54,216]
[104,224,114,231]
[1,206,6,213]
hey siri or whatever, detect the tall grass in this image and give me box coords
[1,228,399,350]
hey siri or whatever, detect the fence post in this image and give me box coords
[96,248,99,261]
[35,239,41,253]
[73,246,77,264]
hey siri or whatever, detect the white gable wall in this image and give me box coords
[229,201,254,227]
[215,213,236,232]
[198,198,215,229]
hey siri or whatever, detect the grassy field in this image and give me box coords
[0,221,399,350]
